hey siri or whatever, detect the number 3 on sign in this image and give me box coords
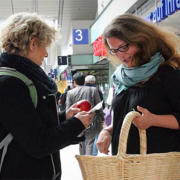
[75,30,83,41]
[73,29,89,45]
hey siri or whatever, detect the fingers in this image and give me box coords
[133,114,151,130]
[78,111,89,115]
[132,118,140,128]
[71,103,77,108]
[79,111,94,120]
[66,107,81,119]
[96,130,111,155]
[97,144,110,154]
[75,112,94,129]
[97,142,110,154]
[89,112,95,119]
[72,108,81,114]
[88,116,93,125]
[137,106,148,115]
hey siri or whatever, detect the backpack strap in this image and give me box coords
[0,133,13,172]
[0,67,37,107]
[0,67,37,173]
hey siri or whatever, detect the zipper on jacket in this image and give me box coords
[50,154,56,179]
[54,95,60,125]
[52,172,60,180]
[48,94,60,125]
[48,94,60,179]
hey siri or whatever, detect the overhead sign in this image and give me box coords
[144,0,180,23]
[73,29,89,45]
[58,56,67,65]
[50,69,57,76]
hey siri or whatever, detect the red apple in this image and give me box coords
[76,100,91,112]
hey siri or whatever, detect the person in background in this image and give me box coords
[56,91,61,100]
[97,14,180,156]
[104,86,115,127]
[85,75,105,109]
[56,91,61,111]
[0,13,94,180]
[66,72,102,155]
[85,75,105,156]
[58,86,71,111]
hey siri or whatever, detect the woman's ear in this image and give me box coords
[29,37,38,52]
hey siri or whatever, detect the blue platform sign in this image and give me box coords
[50,69,57,76]
[73,29,89,45]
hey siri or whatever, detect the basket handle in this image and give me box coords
[117,111,147,157]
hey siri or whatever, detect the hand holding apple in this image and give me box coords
[75,111,94,129]
[75,99,91,112]
[66,103,81,119]
[66,100,91,119]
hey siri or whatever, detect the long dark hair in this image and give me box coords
[103,14,180,68]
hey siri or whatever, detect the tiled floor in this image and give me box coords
[61,144,111,180]
[61,144,83,180]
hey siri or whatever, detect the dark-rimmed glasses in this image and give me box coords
[109,43,129,56]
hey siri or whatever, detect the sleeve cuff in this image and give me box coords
[172,112,180,133]
[58,110,66,123]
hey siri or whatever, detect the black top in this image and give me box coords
[111,65,180,155]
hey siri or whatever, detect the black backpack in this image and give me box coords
[0,67,37,173]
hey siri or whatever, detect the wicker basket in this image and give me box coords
[76,111,180,180]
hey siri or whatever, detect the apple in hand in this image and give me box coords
[75,100,91,112]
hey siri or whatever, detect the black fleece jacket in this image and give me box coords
[0,54,85,180]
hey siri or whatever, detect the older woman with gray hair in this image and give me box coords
[0,13,93,179]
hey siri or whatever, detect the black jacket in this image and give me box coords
[0,54,85,179]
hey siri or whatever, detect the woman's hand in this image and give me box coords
[132,106,155,130]
[65,103,80,119]
[133,106,179,130]
[75,111,94,129]
[97,127,112,155]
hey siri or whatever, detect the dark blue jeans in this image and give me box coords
[93,134,99,156]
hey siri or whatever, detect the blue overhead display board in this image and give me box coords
[73,29,89,45]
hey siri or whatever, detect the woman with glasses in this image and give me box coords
[97,14,180,156]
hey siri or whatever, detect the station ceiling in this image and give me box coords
[0,0,97,45]
[0,0,179,46]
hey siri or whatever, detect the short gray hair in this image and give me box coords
[85,75,96,82]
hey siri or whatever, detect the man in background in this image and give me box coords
[58,86,71,111]
[85,75,105,109]
[66,72,102,155]
[85,75,105,156]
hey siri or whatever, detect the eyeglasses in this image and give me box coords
[109,43,129,56]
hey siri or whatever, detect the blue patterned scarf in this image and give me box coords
[112,52,165,95]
